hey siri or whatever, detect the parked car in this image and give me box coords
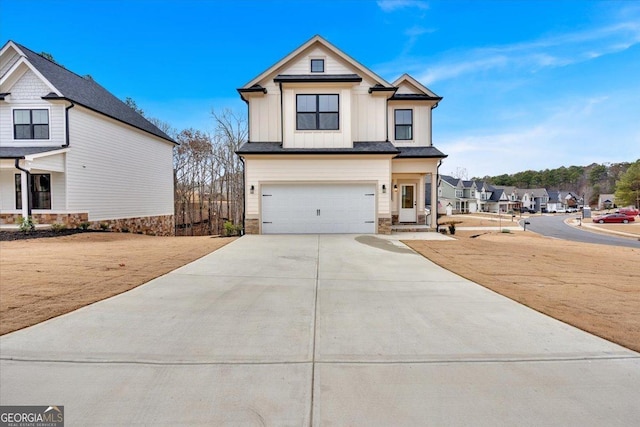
[519,207,536,214]
[566,207,578,213]
[592,213,635,224]
[618,208,640,218]
[550,208,567,213]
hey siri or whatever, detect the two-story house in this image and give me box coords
[0,41,176,235]
[236,36,447,234]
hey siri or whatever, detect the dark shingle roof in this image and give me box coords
[14,42,175,144]
[440,175,460,186]
[273,74,362,83]
[0,146,65,159]
[236,141,399,155]
[395,146,447,158]
[390,94,442,101]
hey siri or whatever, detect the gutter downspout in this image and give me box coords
[436,159,442,231]
[279,82,284,145]
[63,101,75,147]
[15,158,32,218]
[239,155,246,235]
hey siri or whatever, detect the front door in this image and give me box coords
[399,184,417,222]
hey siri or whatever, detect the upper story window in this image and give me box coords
[394,109,413,140]
[15,173,51,210]
[310,59,324,73]
[14,109,49,140]
[296,94,339,130]
[455,189,463,198]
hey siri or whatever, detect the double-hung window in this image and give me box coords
[15,173,51,209]
[14,109,49,139]
[394,109,412,140]
[296,94,339,130]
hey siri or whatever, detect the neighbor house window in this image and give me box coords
[311,59,324,73]
[13,109,49,139]
[296,94,339,130]
[15,173,51,209]
[394,109,413,140]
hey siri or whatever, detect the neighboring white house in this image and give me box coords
[0,41,176,235]
[236,35,447,234]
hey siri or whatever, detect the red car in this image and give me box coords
[618,208,640,218]
[593,213,635,224]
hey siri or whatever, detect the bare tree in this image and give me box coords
[171,109,247,236]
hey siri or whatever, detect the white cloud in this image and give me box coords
[412,17,640,84]
[438,94,639,178]
[377,0,428,13]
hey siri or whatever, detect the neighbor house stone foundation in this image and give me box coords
[0,213,175,236]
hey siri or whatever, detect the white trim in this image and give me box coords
[25,148,69,161]
[9,105,52,142]
[0,56,60,96]
[242,35,393,89]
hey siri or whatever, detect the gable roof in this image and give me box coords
[240,35,393,90]
[440,175,460,187]
[391,74,442,103]
[4,41,175,144]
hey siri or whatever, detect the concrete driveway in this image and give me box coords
[1,235,639,426]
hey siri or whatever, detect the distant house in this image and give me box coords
[547,190,565,212]
[0,41,176,235]
[598,193,615,210]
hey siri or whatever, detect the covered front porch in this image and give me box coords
[390,157,440,229]
[0,147,85,227]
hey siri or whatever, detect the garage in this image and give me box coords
[260,184,376,234]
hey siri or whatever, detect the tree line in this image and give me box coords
[475,160,639,207]
[125,98,247,236]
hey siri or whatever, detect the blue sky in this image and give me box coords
[2,0,638,177]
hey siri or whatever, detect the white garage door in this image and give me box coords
[261,184,376,234]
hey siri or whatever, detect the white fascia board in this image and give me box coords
[0,56,60,96]
[243,35,393,89]
[24,148,69,161]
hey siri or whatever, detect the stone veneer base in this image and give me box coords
[377,217,392,234]
[244,218,259,234]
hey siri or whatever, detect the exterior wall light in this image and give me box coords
[382,184,386,193]
[250,185,255,194]
[394,184,398,193]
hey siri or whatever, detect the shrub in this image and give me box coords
[223,221,237,237]
[18,216,36,233]
[50,223,67,232]
[443,220,462,235]
[78,222,91,230]
[99,223,109,230]
[501,229,511,233]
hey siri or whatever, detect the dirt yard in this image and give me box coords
[404,231,640,352]
[2,229,639,353]
[0,233,236,335]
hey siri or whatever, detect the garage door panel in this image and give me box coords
[261,184,375,234]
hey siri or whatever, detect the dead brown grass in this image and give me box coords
[0,233,236,335]
[404,231,640,352]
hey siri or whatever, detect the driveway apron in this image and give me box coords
[1,235,639,426]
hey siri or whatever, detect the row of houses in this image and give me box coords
[434,175,585,215]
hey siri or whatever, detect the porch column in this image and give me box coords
[430,173,438,229]
[20,170,29,219]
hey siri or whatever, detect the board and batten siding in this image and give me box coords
[244,156,392,217]
[387,102,431,147]
[248,80,281,142]
[65,106,174,220]
[282,86,353,148]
